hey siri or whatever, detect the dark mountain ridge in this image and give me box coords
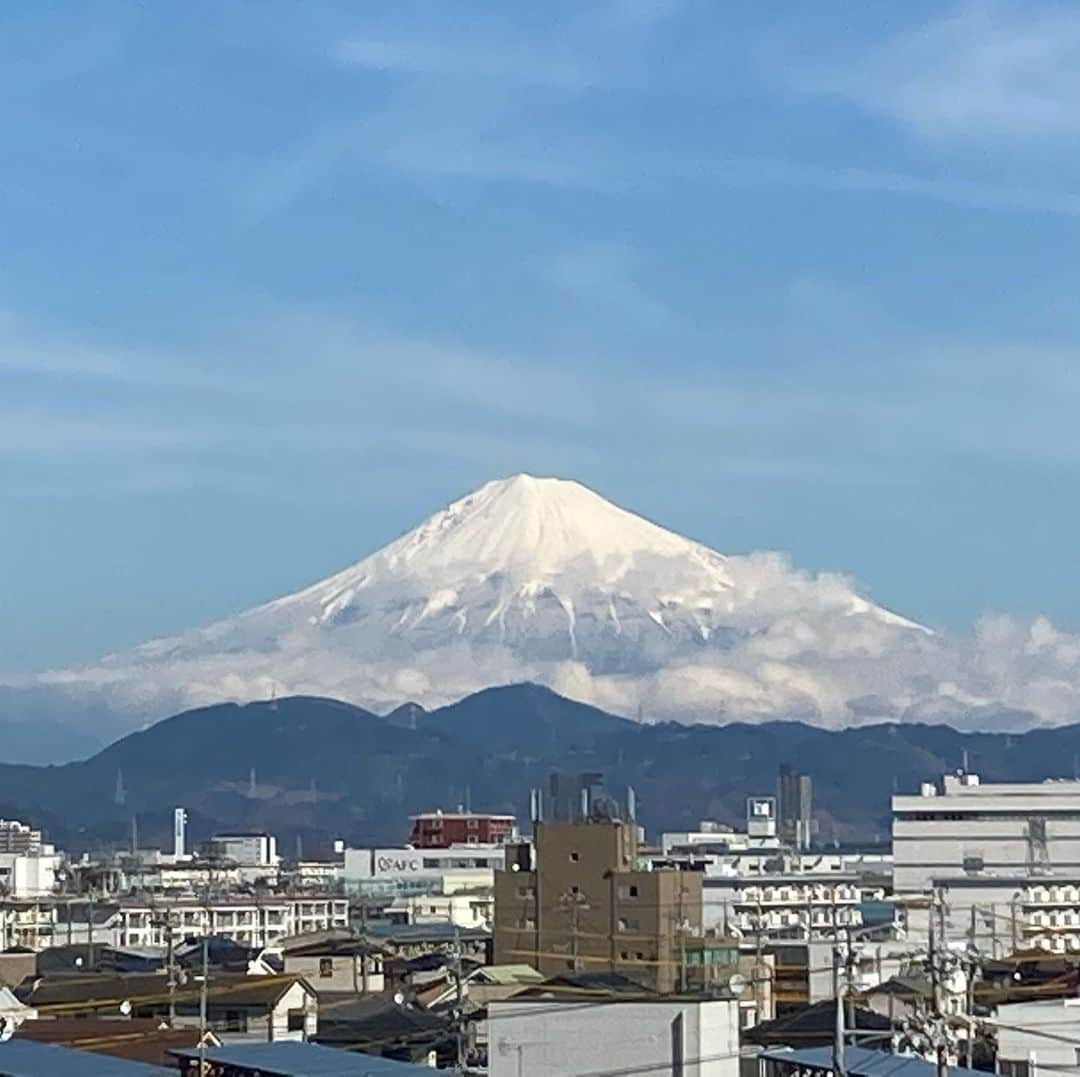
[5,683,1080,853]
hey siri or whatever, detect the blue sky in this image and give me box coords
[6,0,1080,673]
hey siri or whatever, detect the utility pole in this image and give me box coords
[928,892,947,1077]
[560,889,590,973]
[87,889,95,969]
[198,935,208,1073]
[844,925,856,1040]
[166,917,177,1028]
[833,937,846,1077]
[450,922,466,1073]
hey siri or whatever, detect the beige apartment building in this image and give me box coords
[494,819,702,993]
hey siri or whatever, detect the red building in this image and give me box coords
[408,811,516,848]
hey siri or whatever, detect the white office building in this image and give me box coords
[893,772,1080,953]
[996,998,1080,1077]
[210,833,279,868]
[0,848,62,899]
[0,820,44,855]
[343,843,505,897]
[488,996,740,1077]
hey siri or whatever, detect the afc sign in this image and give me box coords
[375,853,422,876]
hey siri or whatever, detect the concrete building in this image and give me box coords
[893,771,1080,893]
[209,833,279,868]
[493,819,703,994]
[893,771,1080,952]
[387,889,494,931]
[282,933,385,995]
[343,843,505,898]
[488,994,740,1077]
[777,765,813,850]
[0,847,62,898]
[548,771,607,823]
[49,895,349,951]
[408,811,516,848]
[995,998,1080,1077]
[0,819,44,854]
[701,872,878,941]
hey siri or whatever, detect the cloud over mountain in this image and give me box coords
[13,473,1080,740]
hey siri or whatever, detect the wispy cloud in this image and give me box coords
[797,1,1080,140]
[333,36,593,91]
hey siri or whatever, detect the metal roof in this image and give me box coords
[761,1045,986,1077]
[170,1041,436,1075]
[0,1038,173,1076]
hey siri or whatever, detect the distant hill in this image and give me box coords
[6,683,1080,853]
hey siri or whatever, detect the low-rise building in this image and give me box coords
[409,811,516,848]
[387,889,494,931]
[0,819,44,854]
[51,895,348,951]
[702,872,879,940]
[343,843,505,899]
[488,989,741,1077]
[281,932,385,995]
[995,998,1080,1077]
[0,846,62,898]
[19,971,319,1042]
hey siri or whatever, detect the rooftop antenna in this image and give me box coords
[962,749,969,774]
[131,815,139,856]
[295,833,303,861]
[464,785,472,813]
[269,685,278,712]
[114,769,126,807]
[249,768,257,798]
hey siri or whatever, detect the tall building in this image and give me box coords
[548,771,607,823]
[494,817,702,994]
[893,771,1080,953]
[776,765,813,850]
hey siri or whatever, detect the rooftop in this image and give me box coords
[0,1037,173,1075]
[761,1046,986,1077]
[171,1040,436,1074]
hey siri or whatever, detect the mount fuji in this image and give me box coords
[14,473,1080,747]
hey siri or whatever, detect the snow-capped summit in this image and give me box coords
[42,473,935,729]
[281,472,737,635]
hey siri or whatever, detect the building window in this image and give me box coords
[287,1010,307,1032]
[1000,1062,1030,1077]
[319,958,333,978]
[569,852,579,862]
[618,885,639,900]
[618,918,640,932]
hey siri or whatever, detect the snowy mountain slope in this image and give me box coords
[24,474,1080,735]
